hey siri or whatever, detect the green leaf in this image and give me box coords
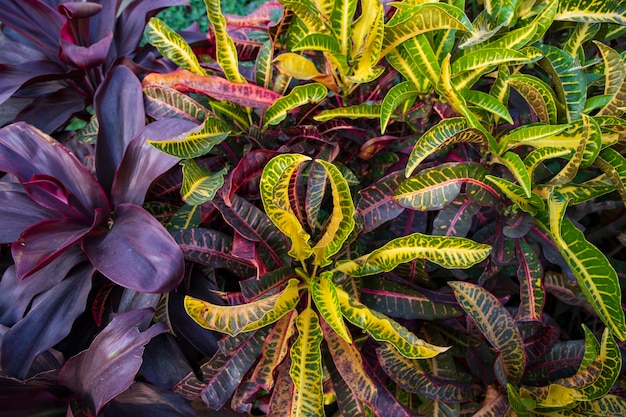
[381,3,475,58]
[311,271,351,343]
[523,147,573,182]
[464,90,513,124]
[143,85,208,123]
[314,104,382,121]
[292,33,341,53]
[183,279,301,337]
[405,118,488,177]
[180,160,227,205]
[579,329,621,400]
[209,101,250,130]
[451,48,533,75]
[574,395,626,416]
[281,1,326,32]
[380,81,419,134]
[485,175,545,215]
[535,175,616,205]
[255,40,274,89]
[260,153,312,261]
[535,211,626,341]
[396,163,492,211]
[449,281,526,384]
[202,0,246,82]
[498,123,570,154]
[563,23,600,57]
[311,159,356,266]
[596,147,626,206]
[290,308,325,417]
[334,232,492,277]
[595,41,626,117]
[400,35,440,86]
[148,117,230,158]
[145,17,206,76]
[386,37,434,91]
[337,287,449,359]
[263,83,328,128]
[508,74,559,125]
[515,240,545,322]
[167,204,202,230]
[329,0,357,56]
[556,0,626,25]
[497,151,532,198]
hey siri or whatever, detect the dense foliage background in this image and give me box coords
[1,0,626,416]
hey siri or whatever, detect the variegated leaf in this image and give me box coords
[273,53,335,92]
[556,0,626,25]
[595,147,626,206]
[282,1,327,32]
[329,0,357,56]
[290,308,325,417]
[311,159,355,266]
[148,117,230,158]
[380,81,419,134]
[496,151,532,198]
[210,101,250,130]
[386,43,432,92]
[574,394,626,416]
[595,42,626,117]
[255,40,274,89]
[184,279,301,336]
[464,90,513,124]
[145,17,206,76]
[202,0,246,82]
[260,153,312,261]
[334,232,491,277]
[311,271,351,342]
[180,160,227,205]
[337,287,449,359]
[143,85,208,123]
[498,123,569,154]
[508,74,559,124]
[515,240,544,322]
[449,281,526,384]
[263,83,328,128]
[451,48,532,75]
[485,175,545,215]
[523,147,573,182]
[314,104,382,121]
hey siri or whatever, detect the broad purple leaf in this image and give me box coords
[0,0,64,58]
[103,382,196,417]
[0,40,48,63]
[356,171,405,233]
[82,203,184,293]
[111,118,198,206]
[0,122,109,213]
[0,187,55,243]
[16,86,88,133]
[86,0,117,47]
[22,174,91,222]
[0,61,66,106]
[58,309,167,415]
[94,65,145,195]
[0,245,86,325]
[0,264,93,379]
[0,390,68,417]
[12,218,92,280]
[139,333,193,389]
[59,30,113,69]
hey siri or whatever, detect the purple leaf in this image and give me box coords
[0,61,66,106]
[21,174,91,222]
[0,245,86,325]
[59,30,113,69]
[58,309,167,414]
[0,264,93,379]
[16,87,88,133]
[0,187,56,244]
[12,218,93,280]
[103,382,196,417]
[112,118,198,206]
[94,65,145,195]
[82,203,184,293]
[0,122,110,213]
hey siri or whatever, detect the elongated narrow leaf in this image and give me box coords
[508,74,559,125]
[381,3,474,57]
[255,40,274,89]
[311,271,351,342]
[180,160,226,205]
[281,1,326,32]
[184,279,301,336]
[311,159,355,266]
[329,0,357,56]
[498,123,569,154]
[337,287,449,359]
[292,33,341,53]
[574,394,626,416]
[403,35,440,86]
[595,42,626,117]
[314,104,382,121]
[464,90,513,124]
[334,232,491,277]
[396,163,493,210]
[497,151,532,197]
[452,48,531,74]
[210,101,250,130]
[595,147,626,205]
[556,0,626,25]
[290,308,324,417]
[356,171,405,233]
[263,83,328,128]
[485,175,545,215]
[380,81,418,134]
[515,241,544,322]
[149,117,230,158]
[143,69,282,108]
[405,118,488,176]
[145,17,206,76]
[273,53,336,92]
[449,281,526,384]
[143,85,208,122]
[524,147,573,182]
[203,0,246,82]
[260,154,312,261]
[579,329,621,400]
[535,211,626,341]
[348,0,384,83]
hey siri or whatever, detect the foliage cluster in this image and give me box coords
[1,0,626,416]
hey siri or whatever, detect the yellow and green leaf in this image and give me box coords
[555,0,626,25]
[260,153,312,261]
[464,90,513,124]
[508,74,559,125]
[449,281,526,384]
[263,83,328,128]
[184,279,301,336]
[380,81,419,134]
[385,42,433,93]
[311,271,351,343]
[143,85,208,123]
[255,40,274,90]
[595,147,626,206]
[595,41,626,117]
[290,308,325,417]
[334,232,492,277]
[180,160,227,205]
[329,0,357,56]
[148,117,231,158]
[311,160,355,266]
[292,33,341,54]
[485,175,545,215]
[336,287,449,359]
[523,147,573,182]
[496,151,533,198]
[145,17,206,76]
[314,104,382,121]
[498,123,570,154]
[273,53,336,92]
[515,240,545,322]
[202,0,246,82]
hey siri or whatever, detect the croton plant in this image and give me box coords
[1,0,626,416]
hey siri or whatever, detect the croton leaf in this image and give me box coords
[555,0,626,25]
[335,232,491,277]
[498,123,570,154]
[255,40,274,89]
[148,117,230,159]
[180,159,227,206]
[263,83,328,128]
[356,171,406,233]
[595,147,626,206]
[485,175,545,215]
[449,281,526,384]
[595,41,626,117]
[145,17,207,76]
[311,271,351,343]
[58,309,167,415]
[272,53,336,91]
[380,81,419,134]
[290,307,324,417]
[314,104,382,121]
[507,74,559,125]
[337,286,449,359]
[184,279,301,337]
[515,241,545,322]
